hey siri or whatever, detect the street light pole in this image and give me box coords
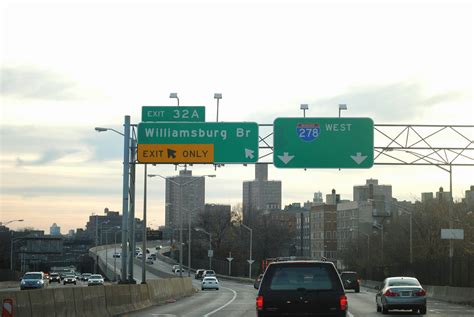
[94,119,133,283]
[214,93,222,122]
[128,137,137,283]
[370,199,413,265]
[195,228,212,269]
[170,93,179,106]
[300,104,308,118]
[240,223,253,278]
[338,104,347,117]
[114,230,121,282]
[6,219,24,271]
[141,164,147,284]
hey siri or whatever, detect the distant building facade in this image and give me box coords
[310,204,338,261]
[463,185,474,207]
[243,164,282,225]
[164,170,205,240]
[421,192,434,203]
[285,203,310,257]
[436,187,451,202]
[50,223,61,236]
[354,179,393,217]
[336,200,375,263]
[85,208,126,245]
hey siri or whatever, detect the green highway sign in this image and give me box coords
[273,117,374,168]
[138,122,259,164]
[142,106,205,122]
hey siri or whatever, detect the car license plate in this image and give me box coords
[401,291,411,297]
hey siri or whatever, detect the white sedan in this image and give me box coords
[201,276,219,290]
[88,274,104,286]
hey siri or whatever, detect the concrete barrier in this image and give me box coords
[28,288,55,317]
[53,287,75,317]
[72,287,85,316]
[0,291,31,317]
[130,284,151,311]
[105,284,134,316]
[82,285,109,317]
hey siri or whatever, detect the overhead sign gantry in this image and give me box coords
[137,106,259,164]
[273,117,374,168]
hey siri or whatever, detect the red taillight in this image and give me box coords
[384,289,399,297]
[256,296,264,310]
[415,289,426,296]
[339,295,348,311]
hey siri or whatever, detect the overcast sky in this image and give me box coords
[1,0,473,232]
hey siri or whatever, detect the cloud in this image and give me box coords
[0,64,83,100]
[312,81,467,122]
[0,125,124,165]
[16,148,79,166]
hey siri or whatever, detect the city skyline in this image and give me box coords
[3,171,473,233]
[1,1,473,232]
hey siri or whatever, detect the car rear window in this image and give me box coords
[23,273,42,279]
[388,279,420,287]
[268,265,337,291]
[341,272,357,281]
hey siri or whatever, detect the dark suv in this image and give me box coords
[340,271,360,293]
[255,261,347,317]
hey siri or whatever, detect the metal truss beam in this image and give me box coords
[257,123,474,169]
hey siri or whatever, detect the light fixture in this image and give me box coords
[170,93,179,106]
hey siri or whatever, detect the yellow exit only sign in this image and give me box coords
[137,144,214,163]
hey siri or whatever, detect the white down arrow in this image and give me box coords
[351,152,367,165]
[278,152,295,164]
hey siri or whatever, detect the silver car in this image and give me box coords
[375,276,427,314]
[201,276,219,290]
[63,274,77,285]
[20,272,47,290]
[87,274,104,286]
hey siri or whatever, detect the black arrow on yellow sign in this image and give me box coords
[167,149,176,158]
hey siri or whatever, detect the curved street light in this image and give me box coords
[2,219,24,226]
[94,116,133,283]
[195,227,212,270]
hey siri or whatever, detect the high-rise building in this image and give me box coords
[463,185,474,207]
[421,192,434,203]
[50,223,61,236]
[310,204,338,261]
[85,208,127,245]
[165,170,205,237]
[326,189,341,205]
[353,179,393,216]
[313,192,324,204]
[285,203,310,257]
[242,163,282,225]
[336,200,375,263]
[436,187,451,202]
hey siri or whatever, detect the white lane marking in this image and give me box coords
[347,311,354,317]
[203,287,238,317]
